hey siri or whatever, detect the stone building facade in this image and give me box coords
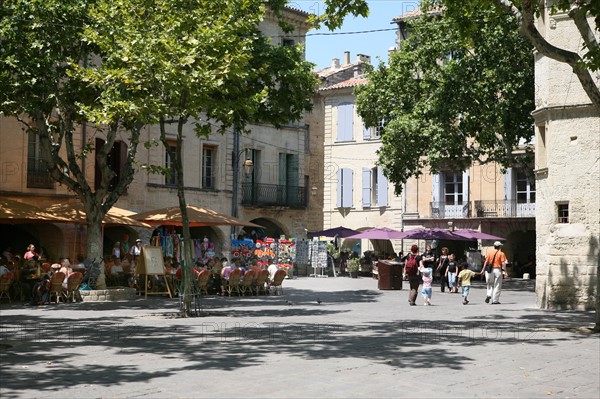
[0,7,323,260]
[316,51,536,265]
[533,8,600,309]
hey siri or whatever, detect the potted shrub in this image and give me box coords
[347,258,360,278]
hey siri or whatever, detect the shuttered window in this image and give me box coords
[336,102,354,142]
[336,168,353,208]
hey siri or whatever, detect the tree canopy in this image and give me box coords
[355,7,535,194]
[0,0,317,265]
[426,0,600,111]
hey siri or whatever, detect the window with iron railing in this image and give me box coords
[165,141,178,186]
[27,133,54,189]
[202,146,216,189]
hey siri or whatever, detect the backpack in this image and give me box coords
[405,254,419,276]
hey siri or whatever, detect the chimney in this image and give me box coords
[357,54,371,64]
[343,51,350,65]
[331,57,340,69]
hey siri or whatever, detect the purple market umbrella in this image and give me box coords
[396,228,464,241]
[453,229,505,241]
[346,227,406,240]
[308,226,360,238]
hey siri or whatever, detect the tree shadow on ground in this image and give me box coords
[0,285,596,398]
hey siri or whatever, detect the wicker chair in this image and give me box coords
[225,269,243,296]
[196,270,211,296]
[64,272,83,302]
[48,272,66,304]
[0,272,15,303]
[253,269,269,295]
[269,269,287,296]
[239,270,256,296]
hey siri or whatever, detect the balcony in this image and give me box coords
[428,200,535,218]
[241,183,307,209]
[474,200,535,218]
[430,201,471,219]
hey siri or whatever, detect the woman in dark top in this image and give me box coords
[446,253,459,293]
[436,247,450,292]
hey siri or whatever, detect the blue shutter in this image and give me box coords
[462,170,469,204]
[336,169,342,208]
[342,168,353,207]
[504,168,514,201]
[362,167,371,207]
[377,166,389,207]
[337,103,354,142]
[362,123,371,140]
[432,173,442,204]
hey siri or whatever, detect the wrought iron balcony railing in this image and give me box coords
[429,201,471,218]
[474,200,535,218]
[241,183,307,209]
[26,159,54,189]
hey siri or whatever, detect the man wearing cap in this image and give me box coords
[482,241,508,304]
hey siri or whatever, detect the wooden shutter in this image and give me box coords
[362,167,371,207]
[503,168,514,201]
[362,123,371,140]
[337,103,354,141]
[377,166,388,207]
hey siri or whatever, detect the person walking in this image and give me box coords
[446,253,459,293]
[483,241,508,304]
[403,245,422,306]
[457,263,482,304]
[419,259,433,306]
[436,247,450,292]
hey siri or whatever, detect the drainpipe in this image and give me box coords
[231,125,240,240]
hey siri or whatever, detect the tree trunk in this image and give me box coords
[175,114,195,317]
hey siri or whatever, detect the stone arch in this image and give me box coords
[0,223,64,261]
[242,218,288,240]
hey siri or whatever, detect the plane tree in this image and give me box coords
[355,7,535,193]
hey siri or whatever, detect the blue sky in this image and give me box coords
[292,0,421,69]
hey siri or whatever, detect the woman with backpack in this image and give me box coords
[402,244,422,306]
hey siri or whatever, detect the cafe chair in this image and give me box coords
[196,270,210,296]
[0,272,15,303]
[64,272,84,303]
[269,269,287,296]
[225,269,242,296]
[239,270,256,296]
[41,263,52,273]
[48,272,66,304]
[253,269,269,295]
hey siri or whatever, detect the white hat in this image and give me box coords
[136,238,142,242]
[494,241,503,247]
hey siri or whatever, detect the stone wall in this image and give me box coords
[79,287,137,302]
[533,9,600,310]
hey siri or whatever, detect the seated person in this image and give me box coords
[73,255,86,271]
[110,258,124,275]
[0,260,10,277]
[267,259,280,282]
[59,258,74,288]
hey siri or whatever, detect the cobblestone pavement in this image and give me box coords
[1,277,598,398]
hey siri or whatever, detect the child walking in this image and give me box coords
[419,262,433,306]
[457,263,482,305]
